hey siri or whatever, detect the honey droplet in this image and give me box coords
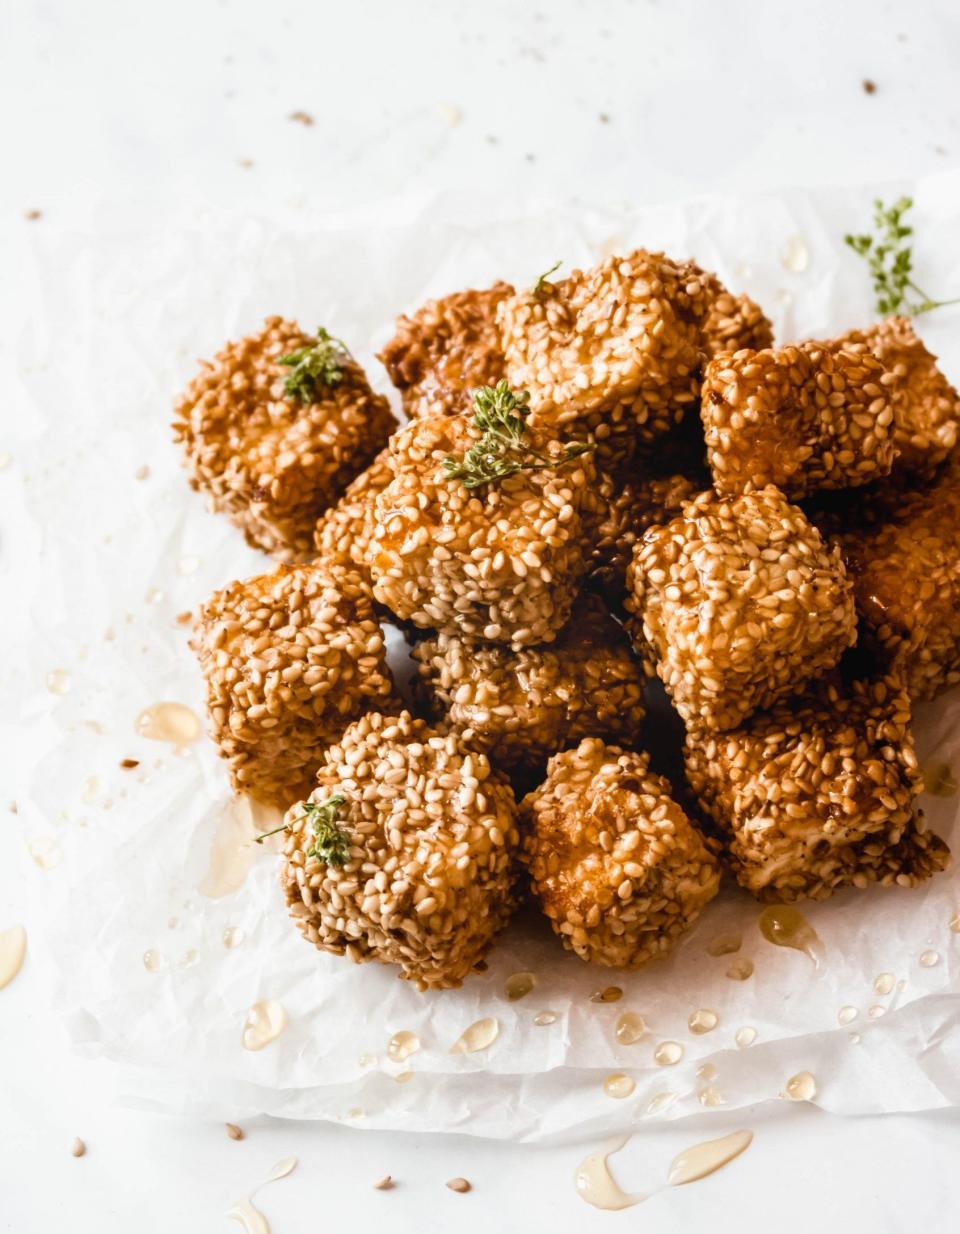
[145,587,165,605]
[868,1004,886,1019]
[726,958,754,981]
[387,1030,420,1063]
[873,973,895,995]
[646,1091,678,1116]
[241,999,288,1051]
[614,1011,646,1044]
[654,1040,684,1066]
[143,949,164,972]
[758,905,823,967]
[603,1072,635,1099]
[46,668,71,695]
[0,924,28,990]
[837,1005,858,1025]
[781,234,810,273]
[668,1130,753,1187]
[706,933,742,956]
[919,950,940,968]
[590,985,623,1003]
[135,702,200,747]
[923,762,958,797]
[267,1157,298,1182]
[358,1053,377,1068]
[848,1032,861,1044]
[226,1196,269,1233]
[504,971,535,1000]
[574,1136,641,1211]
[28,837,63,870]
[735,1026,757,1049]
[223,926,245,949]
[688,1008,719,1035]
[393,1069,414,1084]
[533,1011,557,1026]
[449,1017,499,1054]
[698,1086,725,1108]
[785,1070,817,1101]
[696,1062,717,1082]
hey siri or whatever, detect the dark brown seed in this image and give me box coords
[119,758,140,770]
[288,110,314,126]
[862,79,877,94]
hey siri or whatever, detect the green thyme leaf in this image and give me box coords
[532,259,562,296]
[844,197,960,317]
[441,379,593,490]
[253,791,350,866]
[278,327,352,403]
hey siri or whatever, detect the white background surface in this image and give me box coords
[2,0,960,1230]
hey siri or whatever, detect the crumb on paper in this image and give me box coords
[863,79,877,94]
[175,610,193,626]
[288,110,314,126]
[24,209,42,221]
[598,112,610,123]
[134,465,150,480]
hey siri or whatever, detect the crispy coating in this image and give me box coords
[826,456,960,700]
[626,486,857,731]
[499,251,713,463]
[280,711,519,989]
[411,593,646,773]
[685,671,949,901]
[312,447,393,586]
[173,317,397,557]
[370,411,603,647]
[701,340,897,498]
[378,283,513,420]
[590,471,699,601]
[520,739,720,968]
[193,563,397,807]
[837,316,960,477]
[699,279,774,357]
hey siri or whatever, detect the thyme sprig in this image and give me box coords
[278,327,352,403]
[844,196,960,317]
[253,792,350,866]
[532,259,562,296]
[441,380,593,490]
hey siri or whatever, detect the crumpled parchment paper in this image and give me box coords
[4,173,960,1143]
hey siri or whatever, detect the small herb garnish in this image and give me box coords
[253,792,350,866]
[278,327,352,403]
[844,196,960,317]
[532,259,562,296]
[441,380,593,490]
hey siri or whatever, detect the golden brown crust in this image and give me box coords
[625,486,857,731]
[173,317,397,557]
[837,316,959,477]
[193,563,397,806]
[701,340,897,498]
[281,711,519,989]
[411,593,646,772]
[378,283,513,419]
[520,740,720,968]
[370,411,603,648]
[684,671,949,901]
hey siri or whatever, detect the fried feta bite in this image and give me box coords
[312,447,393,586]
[837,316,960,477]
[498,251,713,463]
[626,486,857,731]
[520,740,720,968]
[699,279,774,357]
[411,593,646,773]
[701,340,897,498]
[193,562,397,806]
[280,710,519,989]
[378,282,514,420]
[589,471,699,602]
[685,670,949,901]
[370,384,603,648]
[173,318,397,557]
[828,456,960,700]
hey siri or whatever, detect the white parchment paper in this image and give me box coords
[4,175,960,1142]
